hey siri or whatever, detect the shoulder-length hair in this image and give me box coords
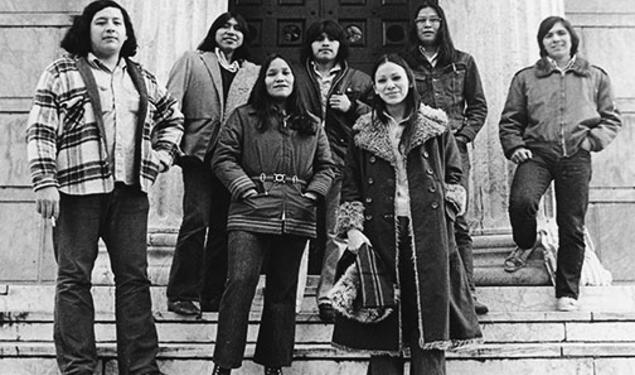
[61,0,137,58]
[537,16,579,58]
[198,12,251,61]
[371,54,421,151]
[407,1,456,66]
[300,19,350,65]
[248,53,317,135]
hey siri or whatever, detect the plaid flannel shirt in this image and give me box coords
[26,55,183,194]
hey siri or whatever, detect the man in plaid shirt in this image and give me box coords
[26,1,183,374]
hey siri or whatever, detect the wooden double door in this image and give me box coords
[231,0,423,74]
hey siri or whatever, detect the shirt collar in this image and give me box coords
[310,60,342,78]
[87,52,126,73]
[418,45,439,66]
[547,54,577,73]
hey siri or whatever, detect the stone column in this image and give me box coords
[440,0,564,234]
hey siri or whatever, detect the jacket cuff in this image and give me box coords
[334,201,365,237]
[227,175,257,200]
[445,183,467,217]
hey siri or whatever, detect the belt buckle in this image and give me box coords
[273,173,286,183]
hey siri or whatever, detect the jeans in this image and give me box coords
[509,149,592,299]
[455,144,475,291]
[213,230,307,369]
[53,184,158,375]
[316,175,343,304]
[167,157,229,306]
[368,217,446,375]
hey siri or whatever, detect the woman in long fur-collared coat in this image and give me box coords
[330,54,482,375]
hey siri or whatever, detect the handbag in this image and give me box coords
[327,242,397,323]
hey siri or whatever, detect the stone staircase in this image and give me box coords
[2,279,635,374]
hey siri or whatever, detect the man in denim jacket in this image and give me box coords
[400,2,488,314]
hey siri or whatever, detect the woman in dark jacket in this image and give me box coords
[210,54,335,375]
[331,54,482,375]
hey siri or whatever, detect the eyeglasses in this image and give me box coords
[415,17,442,25]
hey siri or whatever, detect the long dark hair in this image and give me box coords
[407,1,456,66]
[248,54,317,135]
[537,16,579,58]
[61,0,137,58]
[300,19,350,65]
[371,54,421,151]
[198,12,250,61]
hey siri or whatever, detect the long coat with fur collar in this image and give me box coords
[331,104,482,353]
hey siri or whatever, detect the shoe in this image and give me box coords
[556,296,579,311]
[318,302,336,323]
[200,298,221,312]
[264,367,283,375]
[503,246,534,273]
[212,364,231,375]
[167,300,200,316]
[473,296,489,315]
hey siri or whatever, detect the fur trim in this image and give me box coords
[334,201,365,237]
[419,337,484,351]
[353,104,448,164]
[445,183,467,216]
[328,263,394,324]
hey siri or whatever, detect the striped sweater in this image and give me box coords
[26,55,183,194]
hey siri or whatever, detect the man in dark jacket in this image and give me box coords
[295,19,373,322]
[400,1,489,314]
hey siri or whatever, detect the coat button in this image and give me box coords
[422,151,429,158]
[365,197,373,204]
[426,169,434,175]
[428,185,437,193]
[383,213,393,221]
[369,156,376,163]
[365,214,373,221]
[368,177,374,185]
[431,202,439,209]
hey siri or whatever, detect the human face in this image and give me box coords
[215,17,245,55]
[265,58,294,101]
[90,7,127,60]
[374,61,410,107]
[542,22,572,61]
[415,7,441,47]
[311,33,340,64]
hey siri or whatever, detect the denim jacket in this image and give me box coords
[400,47,487,143]
[499,56,621,159]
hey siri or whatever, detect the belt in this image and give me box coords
[252,173,306,185]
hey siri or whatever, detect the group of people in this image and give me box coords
[25,0,621,374]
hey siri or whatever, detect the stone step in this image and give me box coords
[2,342,635,374]
[88,231,548,286]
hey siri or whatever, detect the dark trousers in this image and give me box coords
[53,184,158,375]
[455,145,475,290]
[509,149,592,299]
[368,217,446,375]
[166,157,229,306]
[213,230,307,369]
[316,175,343,303]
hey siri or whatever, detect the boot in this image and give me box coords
[264,367,283,375]
[212,364,231,375]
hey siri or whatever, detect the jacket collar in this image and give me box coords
[353,104,448,166]
[535,55,591,78]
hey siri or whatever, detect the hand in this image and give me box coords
[155,150,172,172]
[35,186,60,219]
[346,228,370,252]
[329,93,352,113]
[302,191,318,201]
[580,138,592,152]
[242,189,258,199]
[510,147,533,164]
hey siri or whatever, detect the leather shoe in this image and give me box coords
[473,296,489,315]
[167,300,200,316]
[318,302,336,323]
